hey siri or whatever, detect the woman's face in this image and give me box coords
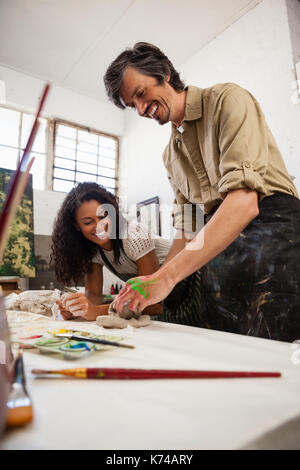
[74,199,113,249]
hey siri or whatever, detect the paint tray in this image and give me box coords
[18,330,125,360]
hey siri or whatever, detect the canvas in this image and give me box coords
[0,167,35,277]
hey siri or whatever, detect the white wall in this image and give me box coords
[33,189,65,235]
[119,114,175,239]
[120,0,300,220]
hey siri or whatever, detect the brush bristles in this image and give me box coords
[6,406,33,428]
[31,369,53,375]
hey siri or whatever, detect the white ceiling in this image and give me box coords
[0,0,262,103]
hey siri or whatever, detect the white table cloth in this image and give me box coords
[1,311,300,450]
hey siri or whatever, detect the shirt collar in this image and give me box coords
[172,86,203,135]
[184,86,203,121]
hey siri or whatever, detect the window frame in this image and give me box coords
[0,106,120,194]
[50,118,119,195]
[0,103,48,188]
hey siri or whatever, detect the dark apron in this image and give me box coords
[201,193,300,342]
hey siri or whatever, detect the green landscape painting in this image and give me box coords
[0,168,35,277]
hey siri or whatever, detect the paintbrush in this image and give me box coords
[0,83,50,263]
[6,350,33,428]
[54,333,134,349]
[31,367,281,380]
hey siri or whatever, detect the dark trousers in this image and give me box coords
[201,193,300,342]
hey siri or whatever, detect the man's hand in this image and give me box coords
[114,274,173,315]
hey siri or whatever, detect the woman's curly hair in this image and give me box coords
[51,182,125,286]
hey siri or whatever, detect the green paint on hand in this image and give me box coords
[127,278,157,299]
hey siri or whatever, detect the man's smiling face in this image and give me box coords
[120,67,176,125]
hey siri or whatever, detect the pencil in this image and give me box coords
[31,367,281,380]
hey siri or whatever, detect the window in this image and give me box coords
[0,105,47,190]
[52,121,118,194]
[0,107,119,194]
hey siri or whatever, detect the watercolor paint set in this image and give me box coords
[16,329,126,360]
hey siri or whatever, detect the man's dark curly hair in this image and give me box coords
[104,42,185,109]
[51,182,125,285]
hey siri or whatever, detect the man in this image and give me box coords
[104,42,300,341]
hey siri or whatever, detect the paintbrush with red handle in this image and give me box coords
[31,367,281,380]
[0,84,50,262]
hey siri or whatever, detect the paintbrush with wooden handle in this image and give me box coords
[6,350,33,428]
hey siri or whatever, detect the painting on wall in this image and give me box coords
[137,196,161,236]
[0,167,35,277]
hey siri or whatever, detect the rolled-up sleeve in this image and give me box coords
[217,86,268,197]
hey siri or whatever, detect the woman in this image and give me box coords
[51,182,202,325]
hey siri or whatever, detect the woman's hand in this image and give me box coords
[57,293,103,321]
[56,298,75,320]
[114,273,174,315]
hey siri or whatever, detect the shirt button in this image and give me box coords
[244,161,251,168]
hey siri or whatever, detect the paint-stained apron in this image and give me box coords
[201,193,300,342]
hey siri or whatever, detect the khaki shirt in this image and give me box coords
[163,83,298,231]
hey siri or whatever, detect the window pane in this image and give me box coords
[98,166,115,178]
[57,124,76,140]
[77,151,97,165]
[78,130,98,146]
[53,179,75,193]
[99,156,115,169]
[77,140,98,155]
[76,161,97,174]
[0,107,20,147]
[54,156,75,170]
[99,147,116,159]
[55,145,76,160]
[75,172,97,183]
[21,114,46,153]
[30,152,46,190]
[99,136,116,150]
[97,176,116,187]
[53,167,74,181]
[55,135,76,150]
[0,146,18,170]
[53,122,118,195]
